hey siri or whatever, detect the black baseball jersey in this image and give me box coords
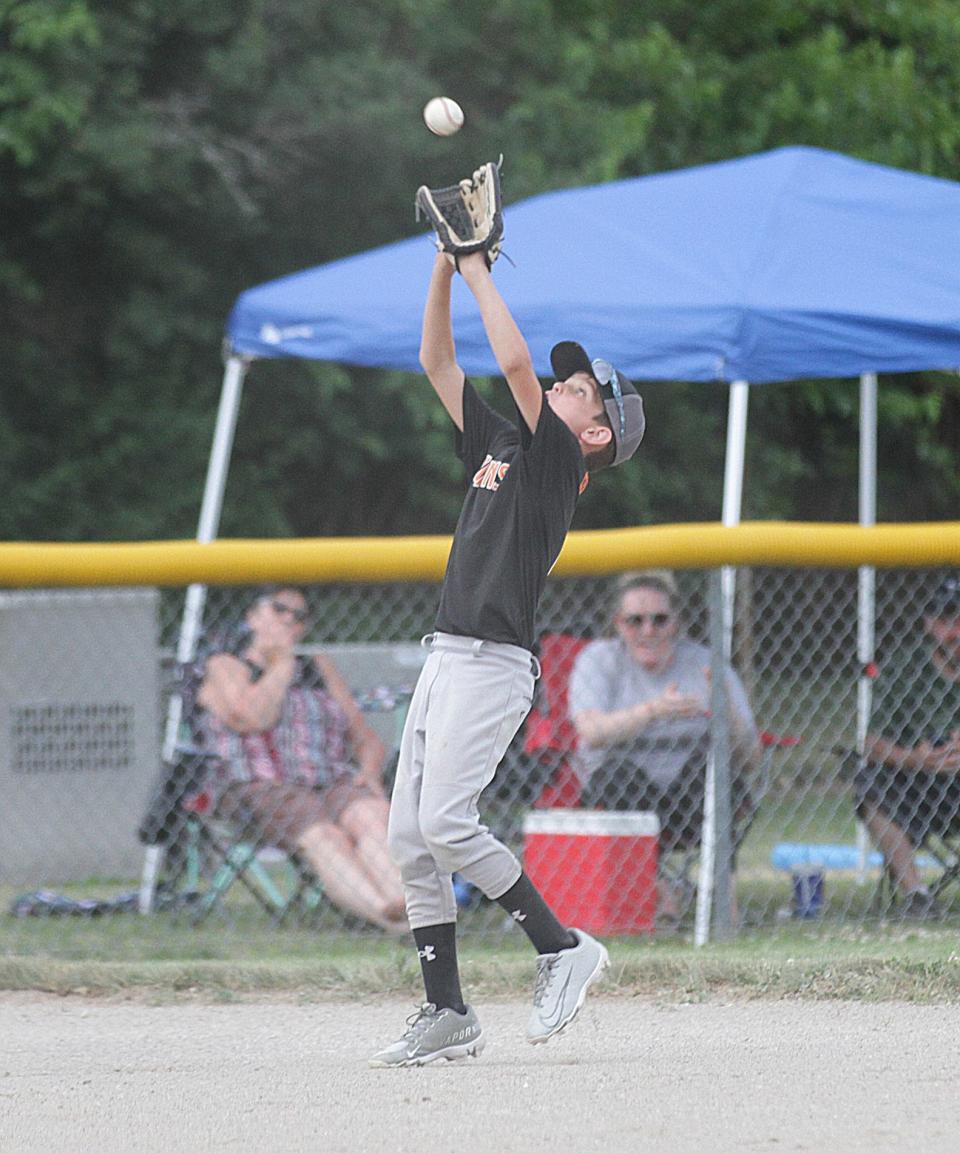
[434,379,586,651]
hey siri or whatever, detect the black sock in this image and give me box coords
[496,873,577,955]
[412,923,466,1013]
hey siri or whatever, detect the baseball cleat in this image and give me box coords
[369,1003,485,1068]
[526,928,609,1044]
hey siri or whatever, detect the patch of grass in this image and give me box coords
[5,851,959,1004]
[3,899,960,1002]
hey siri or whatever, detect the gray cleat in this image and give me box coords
[526,928,609,1044]
[369,1003,485,1068]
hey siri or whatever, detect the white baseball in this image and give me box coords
[423,96,464,137]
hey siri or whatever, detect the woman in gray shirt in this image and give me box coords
[568,570,760,920]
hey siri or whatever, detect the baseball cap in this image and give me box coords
[930,573,960,617]
[550,341,645,466]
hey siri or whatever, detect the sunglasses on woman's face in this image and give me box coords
[621,612,672,629]
[270,599,308,624]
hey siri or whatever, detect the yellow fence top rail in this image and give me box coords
[2,522,960,587]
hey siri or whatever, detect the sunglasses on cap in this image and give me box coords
[270,599,308,624]
[621,612,672,629]
[591,358,625,442]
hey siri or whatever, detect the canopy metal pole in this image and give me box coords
[720,380,750,656]
[164,352,250,756]
[695,378,749,946]
[139,352,250,913]
[855,372,878,880]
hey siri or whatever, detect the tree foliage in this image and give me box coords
[2,0,959,540]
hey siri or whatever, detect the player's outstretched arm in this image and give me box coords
[420,253,466,430]
[458,252,543,433]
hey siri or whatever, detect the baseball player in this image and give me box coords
[370,173,645,1067]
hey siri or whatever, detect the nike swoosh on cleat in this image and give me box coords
[540,970,574,1029]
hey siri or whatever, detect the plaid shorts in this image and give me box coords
[216,778,378,848]
[854,763,960,847]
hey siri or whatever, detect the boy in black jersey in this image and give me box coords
[370,250,645,1068]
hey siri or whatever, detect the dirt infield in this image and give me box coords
[1,993,957,1152]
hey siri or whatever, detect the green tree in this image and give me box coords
[1,0,959,541]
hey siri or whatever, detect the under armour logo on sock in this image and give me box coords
[510,909,527,922]
[417,945,436,962]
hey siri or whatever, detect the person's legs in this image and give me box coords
[295,821,406,932]
[413,638,609,1043]
[412,922,465,1012]
[862,801,923,895]
[414,646,573,950]
[494,873,575,952]
[221,782,407,932]
[390,641,552,987]
[373,655,483,1065]
[384,636,608,1055]
[337,793,405,920]
[387,650,459,928]
[413,643,534,907]
[658,770,739,925]
[856,768,946,918]
[387,656,466,989]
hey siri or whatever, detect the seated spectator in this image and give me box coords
[568,570,761,921]
[857,573,960,919]
[194,585,407,933]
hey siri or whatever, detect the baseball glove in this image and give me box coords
[415,158,503,268]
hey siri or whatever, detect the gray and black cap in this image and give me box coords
[550,341,645,467]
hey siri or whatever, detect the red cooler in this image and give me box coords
[522,810,660,935]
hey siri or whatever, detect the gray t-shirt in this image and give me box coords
[567,636,758,789]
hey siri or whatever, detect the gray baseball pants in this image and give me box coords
[387,632,539,929]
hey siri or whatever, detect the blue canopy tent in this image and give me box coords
[226,144,960,381]
[146,147,960,928]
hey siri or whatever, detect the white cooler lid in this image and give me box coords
[523,809,660,837]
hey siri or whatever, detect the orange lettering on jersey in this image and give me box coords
[472,454,510,492]
[472,455,494,489]
[579,471,590,495]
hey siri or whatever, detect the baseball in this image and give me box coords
[423,96,464,137]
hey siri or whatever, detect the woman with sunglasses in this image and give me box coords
[194,585,407,933]
[569,570,761,923]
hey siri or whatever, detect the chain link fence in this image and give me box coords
[3,567,958,941]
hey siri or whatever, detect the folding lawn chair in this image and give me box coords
[138,656,327,926]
